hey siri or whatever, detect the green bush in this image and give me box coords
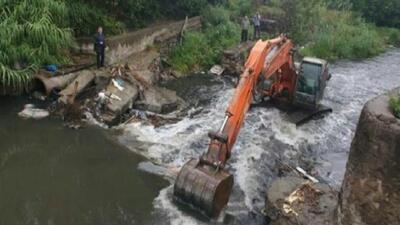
[228,0,252,17]
[202,6,231,27]
[280,0,324,44]
[176,0,208,17]
[390,95,400,119]
[67,1,123,36]
[378,27,400,47]
[300,10,384,60]
[351,0,400,28]
[169,7,240,73]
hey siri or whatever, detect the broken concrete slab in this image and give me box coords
[134,86,182,114]
[102,79,139,124]
[265,176,337,225]
[58,70,95,104]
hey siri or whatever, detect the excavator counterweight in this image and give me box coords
[173,35,331,218]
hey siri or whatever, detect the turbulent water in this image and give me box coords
[117,49,400,225]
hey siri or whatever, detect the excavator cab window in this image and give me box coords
[297,62,322,96]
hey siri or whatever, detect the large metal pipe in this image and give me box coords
[58,70,95,105]
[34,73,79,95]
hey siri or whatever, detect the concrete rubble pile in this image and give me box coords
[33,63,183,127]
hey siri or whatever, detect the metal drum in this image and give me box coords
[174,159,234,218]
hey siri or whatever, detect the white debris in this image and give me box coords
[18,104,49,120]
[112,79,124,91]
[110,94,122,101]
[296,167,319,183]
[209,65,225,76]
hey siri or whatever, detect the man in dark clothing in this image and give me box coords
[94,27,105,68]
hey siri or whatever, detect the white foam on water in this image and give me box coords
[117,49,400,224]
[153,187,207,225]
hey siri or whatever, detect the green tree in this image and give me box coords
[0,0,73,94]
[280,0,324,44]
[351,0,400,28]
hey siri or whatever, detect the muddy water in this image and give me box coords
[118,48,400,225]
[0,97,168,225]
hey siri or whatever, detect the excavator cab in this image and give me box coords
[294,57,330,110]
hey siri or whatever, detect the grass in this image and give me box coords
[390,95,400,119]
[300,10,386,60]
[169,6,240,73]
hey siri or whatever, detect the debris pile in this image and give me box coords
[265,176,338,225]
[33,62,183,127]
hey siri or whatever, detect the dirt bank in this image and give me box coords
[338,87,400,225]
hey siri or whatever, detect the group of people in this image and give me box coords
[241,12,262,43]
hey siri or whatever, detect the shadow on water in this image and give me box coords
[0,96,168,225]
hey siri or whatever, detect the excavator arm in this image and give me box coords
[174,35,296,218]
[209,36,295,165]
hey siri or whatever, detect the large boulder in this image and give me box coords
[102,79,139,125]
[134,86,183,114]
[338,87,400,225]
[265,176,338,225]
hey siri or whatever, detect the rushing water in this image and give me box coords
[1,49,400,225]
[118,49,400,225]
[0,97,168,225]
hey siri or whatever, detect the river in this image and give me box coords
[1,49,400,225]
[0,97,168,225]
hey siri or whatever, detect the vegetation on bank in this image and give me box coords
[168,0,400,72]
[0,0,224,94]
[390,95,400,119]
[0,0,73,93]
[169,6,242,73]
[1,0,400,93]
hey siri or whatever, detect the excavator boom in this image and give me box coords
[174,36,307,218]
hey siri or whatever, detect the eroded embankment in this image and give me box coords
[338,87,400,225]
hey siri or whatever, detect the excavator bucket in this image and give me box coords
[173,159,234,218]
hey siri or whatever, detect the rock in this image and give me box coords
[134,86,182,114]
[18,104,49,120]
[131,70,157,87]
[102,79,139,125]
[209,65,225,76]
[338,87,400,225]
[265,176,338,225]
[221,41,255,76]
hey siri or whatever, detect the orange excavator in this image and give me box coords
[173,35,332,217]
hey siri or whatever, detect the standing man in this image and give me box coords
[241,16,250,43]
[94,26,105,68]
[253,12,261,40]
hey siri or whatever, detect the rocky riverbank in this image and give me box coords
[26,17,202,128]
